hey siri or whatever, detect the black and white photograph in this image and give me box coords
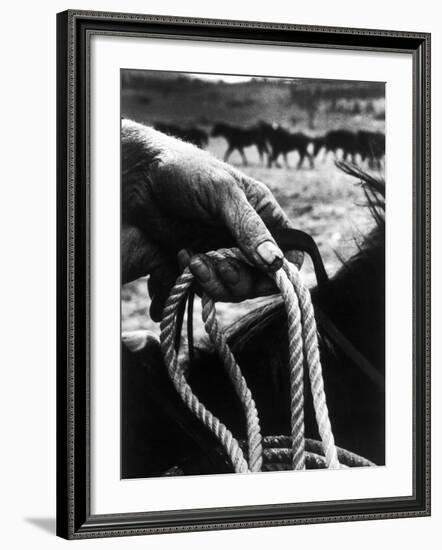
[1,0,438,545]
[120,70,386,479]
[53,8,431,541]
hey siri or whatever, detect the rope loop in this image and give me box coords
[160,247,341,473]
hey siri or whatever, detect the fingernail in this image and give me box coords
[256,240,283,270]
[218,260,240,285]
[190,256,211,282]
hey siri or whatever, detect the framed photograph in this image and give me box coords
[56,10,431,539]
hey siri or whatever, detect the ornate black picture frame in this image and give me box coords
[56,9,430,540]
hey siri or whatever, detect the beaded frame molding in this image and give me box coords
[56,9,431,540]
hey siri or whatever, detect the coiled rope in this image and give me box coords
[160,248,360,473]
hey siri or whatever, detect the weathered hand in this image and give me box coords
[122,119,301,320]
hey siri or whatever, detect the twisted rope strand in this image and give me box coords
[201,294,263,472]
[274,268,305,470]
[160,247,340,472]
[160,269,249,473]
[283,259,340,469]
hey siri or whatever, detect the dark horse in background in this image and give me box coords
[315,129,385,168]
[121,164,385,478]
[259,122,315,169]
[154,122,209,149]
[316,129,358,163]
[356,130,385,168]
[211,122,270,166]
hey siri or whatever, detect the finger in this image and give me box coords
[215,258,251,300]
[189,254,233,302]
[218,184,284,272]
[122,224,179,322]
[240,175,291,231]
[177,248,193,272]
[122,224,166,284]
[254,277,280,297]
[215,258,276,301]
[148,264,179,322]
[240,175,304,268]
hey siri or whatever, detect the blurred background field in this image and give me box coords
[121,71,385,337]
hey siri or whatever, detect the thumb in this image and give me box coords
[219,185,284,272]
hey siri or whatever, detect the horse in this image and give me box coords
[311,135,326,160]
[259,122,315,169]
[210,122,270,166]
[121,164,385,477]
[315,130,385,169]
[317,129,359,163]
[356,130,385,168]
[154,123,209,149]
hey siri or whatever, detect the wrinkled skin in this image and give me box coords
[122,119,302,321]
